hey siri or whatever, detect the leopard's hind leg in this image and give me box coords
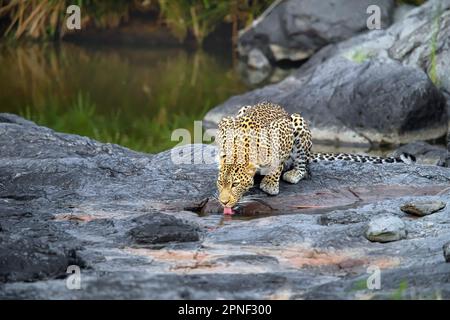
[282,113,312,184]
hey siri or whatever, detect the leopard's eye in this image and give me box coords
[231,181,240,188]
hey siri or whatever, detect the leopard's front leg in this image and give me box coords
[260,163,284,195]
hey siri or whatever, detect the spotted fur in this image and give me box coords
[310,152,415,164]
[216,102,415,208]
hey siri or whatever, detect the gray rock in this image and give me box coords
[296,0,450,109]
[401,200,446,216]
[128,213,200,244]
[444,242,450,262]
[205,57,447,146]
[392,141,448,166]
[237,60,293,86]
[1,115,450,299]
[0,205,83,284]
[214,254,279,265]
[318,209,368,226]
[446,133,450,167]
[239,0,395,62]
[0,234,80,283]
[365,215,407,243]
[393,4,416,23]
[247,48,271,70]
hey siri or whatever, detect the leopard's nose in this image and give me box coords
[219,192,230,206]
[219,197,229,206]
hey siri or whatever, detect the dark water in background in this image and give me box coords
[0,43,249,153]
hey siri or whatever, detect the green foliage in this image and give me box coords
[159,0,229,45]
[351,279,369,291]
[0,0,272,44]
[159,0,271,45]
[20,92,191,152]
[20,91,213,153]
[390,280,408,300]
[0,0,134,40]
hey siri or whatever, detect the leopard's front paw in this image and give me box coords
[282,169,305,184]
[260,177,279,195]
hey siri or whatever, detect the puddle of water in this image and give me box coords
[193,184,447,220]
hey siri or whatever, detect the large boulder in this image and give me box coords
[1,115,450,299]
[300,0,450,105]
[205,57,447,146]
[239,0,395,63]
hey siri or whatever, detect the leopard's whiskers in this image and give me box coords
[237,195,259,206]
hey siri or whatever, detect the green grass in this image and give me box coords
[20,92,214,153]
[351,279,369,291]
[390,280,408,300]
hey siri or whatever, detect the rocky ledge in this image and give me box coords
[0,114,450,299]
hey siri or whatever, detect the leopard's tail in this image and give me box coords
[310,152,416,164]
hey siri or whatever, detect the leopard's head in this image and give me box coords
[217,159,257,208]
[216,115,257,208]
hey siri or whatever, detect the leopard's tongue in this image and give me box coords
[223,207,234,215]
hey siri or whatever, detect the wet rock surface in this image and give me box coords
[128,213,201,245]
[0,205,83,284]
[0,234,80,284]
[1,116,450,299]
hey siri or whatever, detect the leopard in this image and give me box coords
[216,101,415,210]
